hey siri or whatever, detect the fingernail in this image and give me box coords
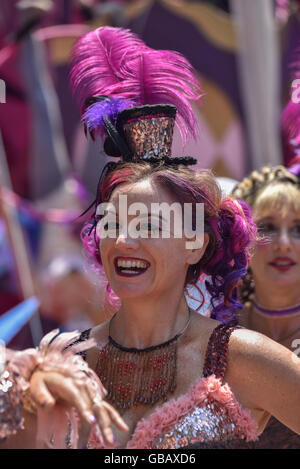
[88,414,97,424]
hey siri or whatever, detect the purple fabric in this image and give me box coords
[128,1,244,119]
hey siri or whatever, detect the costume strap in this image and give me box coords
[203,322,239,380]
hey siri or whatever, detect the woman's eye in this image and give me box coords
[96,219,120,237]
[257,222,277,235]
[290,225,300,238]
[139,223,161,233]
[102,222,120,231]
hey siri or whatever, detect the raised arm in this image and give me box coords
[225,328,300,435]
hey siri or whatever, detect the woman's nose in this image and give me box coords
[115,231,140,250]
[274,228,292,251]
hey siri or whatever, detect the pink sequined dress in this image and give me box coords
[76,323,260,449]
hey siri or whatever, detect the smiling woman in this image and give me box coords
[6,25,300,450]
[60,26,300,450]
[231,164,300,448]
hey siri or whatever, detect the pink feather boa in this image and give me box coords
[7,329,105,449]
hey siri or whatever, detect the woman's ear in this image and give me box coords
[186,233,210,266]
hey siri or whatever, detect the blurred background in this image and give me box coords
[0,0,299,348]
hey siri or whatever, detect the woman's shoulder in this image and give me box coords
[192,313,295,378]
[228,326,294,362]
[225,326,300,402]
[89,320,110,345]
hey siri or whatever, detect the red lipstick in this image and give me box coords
[269,257,296,272]
[114,257,150,277]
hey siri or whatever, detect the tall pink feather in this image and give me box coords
[70,26,145,112]
[116,49,203,144]
[70,27,203,145]
[281,100,300,165]
[281,45,300,165]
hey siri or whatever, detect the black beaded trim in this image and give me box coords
[141,156,197,166]
[117,104,177,124]
[108,332,183,354]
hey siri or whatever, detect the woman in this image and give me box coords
[231,163,300,448]
[71,158,300,449]
[56,25,300,449]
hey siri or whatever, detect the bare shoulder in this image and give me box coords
[224,327,300,422]
[89,320,110,344]
[228,327,297,366]
[189,311,221,336]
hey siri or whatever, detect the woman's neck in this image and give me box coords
[254,284,300,311]
[248,302,300,345]
[109,293,190,349]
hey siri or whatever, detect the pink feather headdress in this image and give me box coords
[69,26,203,164]
[281,45,300,167]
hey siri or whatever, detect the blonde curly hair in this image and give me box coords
[231,165,299,208]
[231,165,300,306]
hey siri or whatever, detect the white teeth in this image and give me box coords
[117,259,148,269]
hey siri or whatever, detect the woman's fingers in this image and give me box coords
[103,402,129,433]
[33,371,97,425]
[93,402,115,446]
[30,370,129,447]
[92,401,129,446]
[29,371,55,409]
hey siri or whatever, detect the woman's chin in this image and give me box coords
[110,284,151,300]
[265,272,299,290]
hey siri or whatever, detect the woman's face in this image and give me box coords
[251,208,300,294]
[98,179,208,301]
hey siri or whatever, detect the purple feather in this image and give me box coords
[83,97,134,138]
[70,26,145,111]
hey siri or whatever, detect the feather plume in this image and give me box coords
[116,49,203,145]
[281,100,300,159]
[281,44,300,165]
[82,97,134,138]
[70,27,203,145]
[70,26,145,111]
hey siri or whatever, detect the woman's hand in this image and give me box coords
[29,369,129,447]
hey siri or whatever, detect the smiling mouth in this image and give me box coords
[114,257,150,277]
[269,259,296,271]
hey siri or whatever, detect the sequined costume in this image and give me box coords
[75,323,259,449]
